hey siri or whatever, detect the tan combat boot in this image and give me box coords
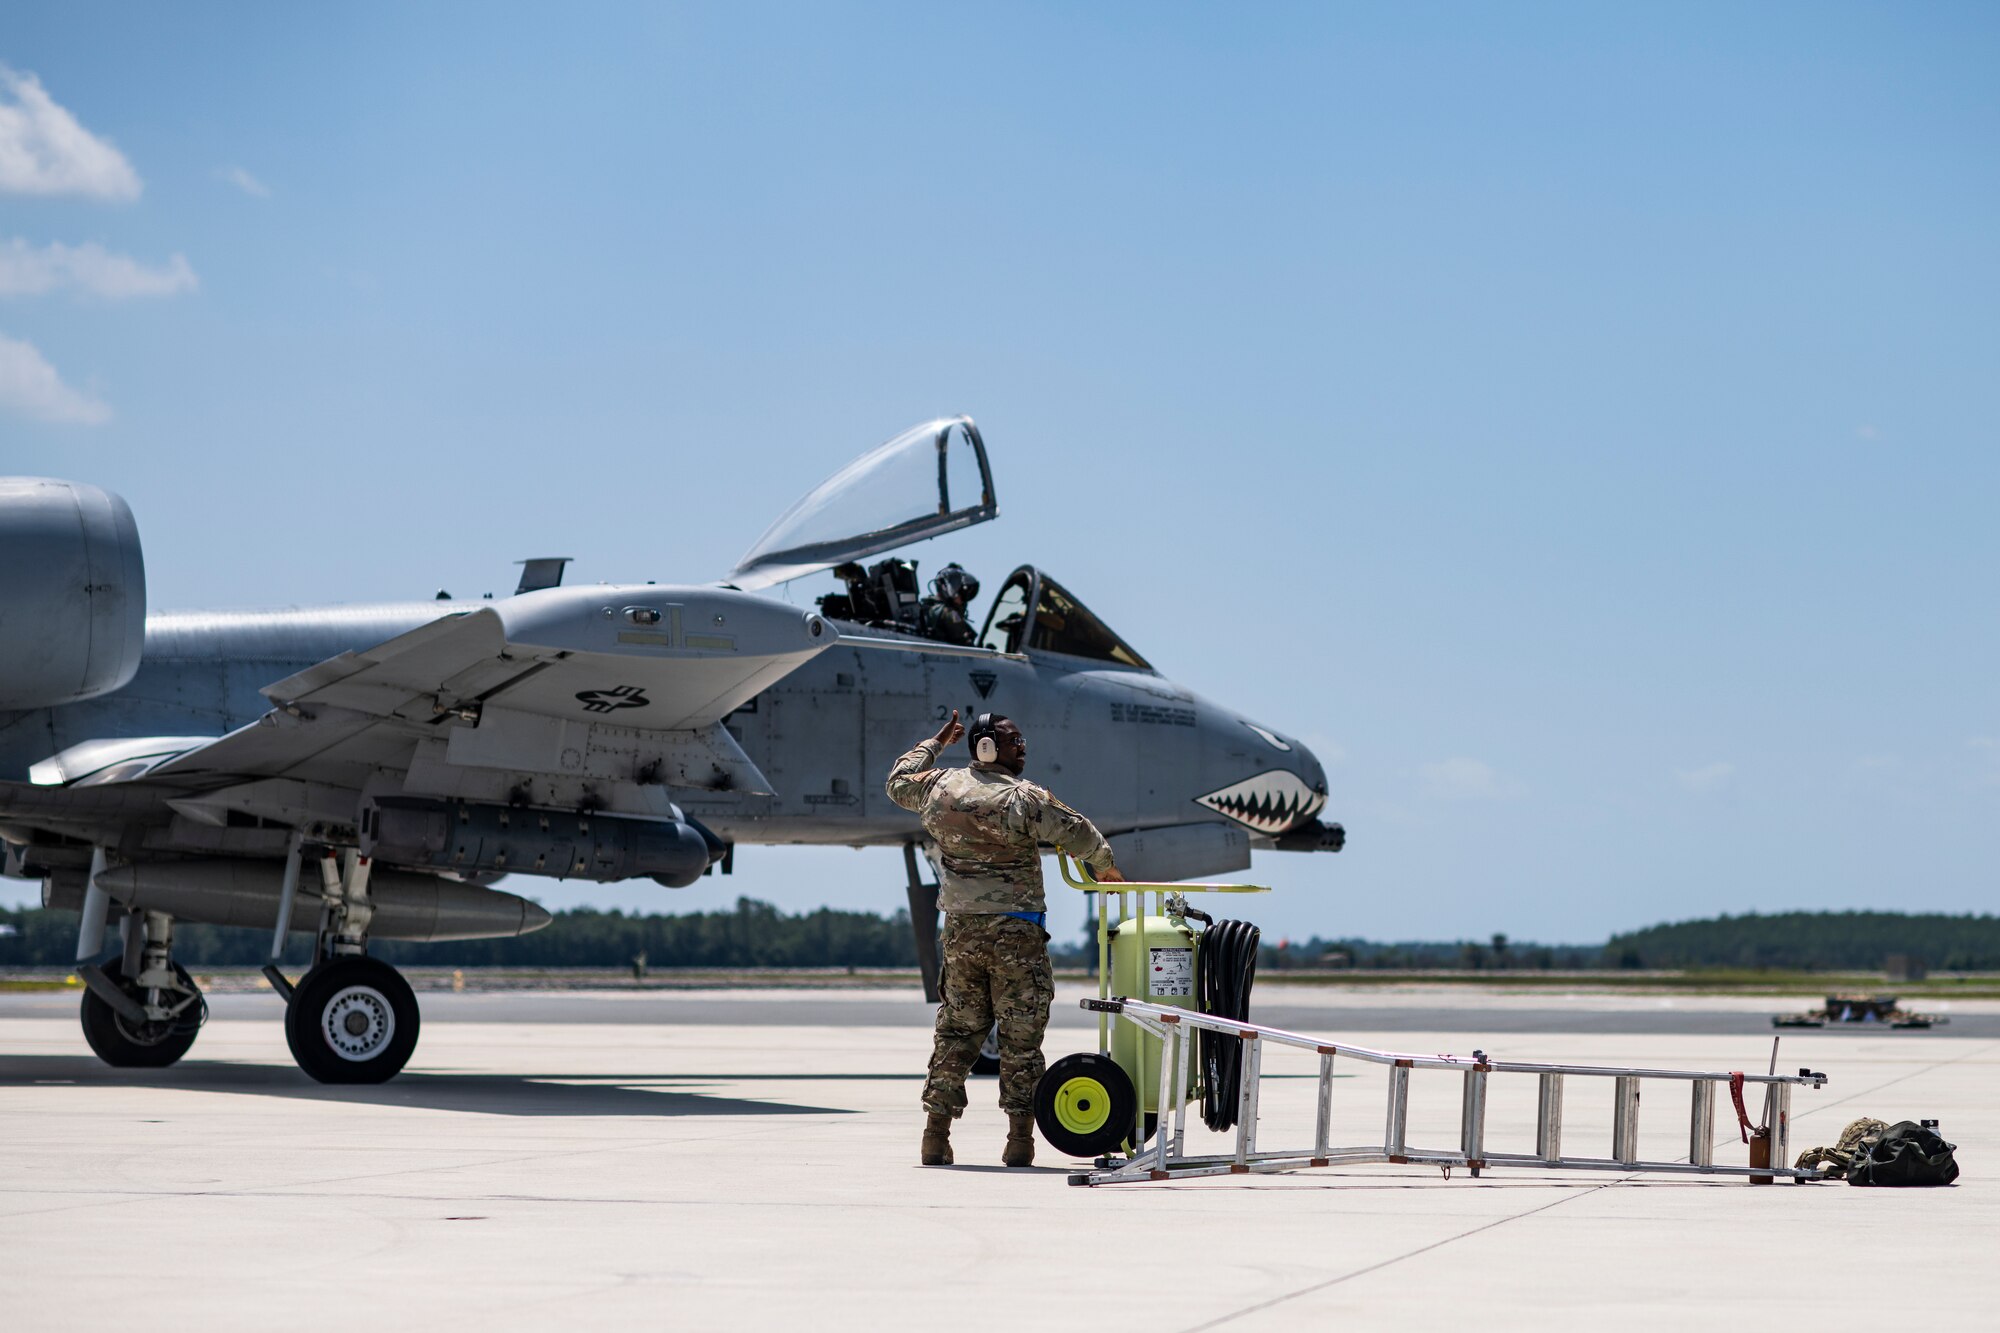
[921,1111,954,1166]
[1003,1112,1035,1168]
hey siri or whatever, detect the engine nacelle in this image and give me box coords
[363,797,720,887]
[0,477,146,710]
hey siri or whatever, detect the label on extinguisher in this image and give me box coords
[1149,947,1194,997]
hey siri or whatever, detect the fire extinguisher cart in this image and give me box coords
[1031,854,1269,1160]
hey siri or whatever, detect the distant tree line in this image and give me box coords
[1257,932,1603,971]
[0,899,920,970]
[4,903,1996,972]
[1603,911,2000,971]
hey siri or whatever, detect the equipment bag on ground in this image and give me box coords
[1846,1120,1960,1187]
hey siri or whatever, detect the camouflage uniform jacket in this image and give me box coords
[886,739,1114,913]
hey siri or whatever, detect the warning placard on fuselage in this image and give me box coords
[1149,947,1194,997]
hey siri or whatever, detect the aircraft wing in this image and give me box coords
[30,585,831,833]
[145,610,516,789]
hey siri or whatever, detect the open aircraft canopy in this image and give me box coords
[727,417,996,592]
[977,566,1152,670]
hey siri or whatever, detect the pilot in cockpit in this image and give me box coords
[918,563,980,646]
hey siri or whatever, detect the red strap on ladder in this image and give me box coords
[1727,1071,1754,1143]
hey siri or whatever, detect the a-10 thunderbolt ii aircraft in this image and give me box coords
[0,417,1343,1084]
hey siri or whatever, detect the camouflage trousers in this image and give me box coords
[922,912,1054,1117]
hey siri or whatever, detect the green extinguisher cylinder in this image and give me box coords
[1109,913,1201,1114]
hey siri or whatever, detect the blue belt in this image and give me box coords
[1000,911,1047,927]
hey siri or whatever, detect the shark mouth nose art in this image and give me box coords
[1195,770,1327,834]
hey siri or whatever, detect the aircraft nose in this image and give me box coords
[1291,739,1328,806]
[1276,736,1345,851]
[1194,713,1329,835]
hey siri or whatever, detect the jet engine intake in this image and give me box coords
[364,796,716,886]
[0,478,146,709]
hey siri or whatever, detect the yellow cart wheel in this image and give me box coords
[1034,1052,1137,1158]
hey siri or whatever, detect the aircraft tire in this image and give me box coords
[285,956,421,1084]
[80,960,204,1069]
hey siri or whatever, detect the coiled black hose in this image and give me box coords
[1195,918,1261,1131]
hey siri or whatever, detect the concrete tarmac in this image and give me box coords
[10,980,1994,1036]
[1,984,1991,1330]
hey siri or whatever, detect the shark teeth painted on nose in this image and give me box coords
[1195,770,1327,834]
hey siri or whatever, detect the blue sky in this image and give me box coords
[2,3,1995,943]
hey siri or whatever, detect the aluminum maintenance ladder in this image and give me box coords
[1072,997,1828,1187]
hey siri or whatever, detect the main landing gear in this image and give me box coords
[283,955,421,1084]
[276,848,421,1085]
[70,846,423,1084]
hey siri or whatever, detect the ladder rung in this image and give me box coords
[1537,1072,1564,1162]
[1690,1081,1715,1167]
[1613,1076,1641,1164]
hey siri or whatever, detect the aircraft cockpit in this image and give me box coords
[726,415,1151,668]
[977,567,1151,669]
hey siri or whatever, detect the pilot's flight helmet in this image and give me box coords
[933,563,980,606]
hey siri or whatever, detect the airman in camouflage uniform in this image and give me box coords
[887,708,1121,1166]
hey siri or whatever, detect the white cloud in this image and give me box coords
[1855,424,1881,441]
[0,332,111,424]
[1675,761,1735,792]
[1968,737,1998,751]
[216,165,269,198]
[0,68,140,201]
[0,237,196,299]
[1418,756,1515,799]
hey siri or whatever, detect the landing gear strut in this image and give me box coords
[279,849,421,1085]
[77,898,206,1069]
[903,841,942,1004]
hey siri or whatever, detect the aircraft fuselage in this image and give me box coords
[0,597,1331,870]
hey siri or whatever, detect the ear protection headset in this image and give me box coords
[970,712,1008,764]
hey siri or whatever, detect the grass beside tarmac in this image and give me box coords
[6,967,2000,998]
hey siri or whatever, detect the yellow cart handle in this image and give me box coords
[1056,853,1271,894]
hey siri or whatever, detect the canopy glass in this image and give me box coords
[728,417,995,591]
